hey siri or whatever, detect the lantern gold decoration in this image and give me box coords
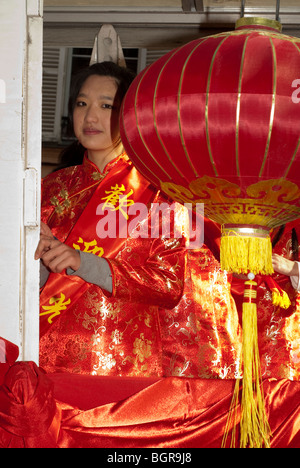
[120,17,300,447]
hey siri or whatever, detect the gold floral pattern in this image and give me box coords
[91,171,108,181]
[50,189,71,215]
[133,334,152,363]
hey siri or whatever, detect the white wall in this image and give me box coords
[0,0,43,362]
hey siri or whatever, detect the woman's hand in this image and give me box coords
[40,221,54,237]
[35,221,81,273]
[35,221,55,259]
[272,253,299,277]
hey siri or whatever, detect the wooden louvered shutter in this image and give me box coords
[146,49,171,67]
[42,47,67,142]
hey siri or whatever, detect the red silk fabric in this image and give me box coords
[0,338,299,448]
[0,361,60,448]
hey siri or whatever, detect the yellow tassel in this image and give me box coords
[222,280,271,448]
[271,289,291,309]
[220,225,273,447]
[220,225,273,275]
[240,291,271,448]
[222,379,240,448]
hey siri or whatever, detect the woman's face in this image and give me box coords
[73,74,121,154]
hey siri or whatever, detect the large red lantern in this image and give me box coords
[120,17,300,448]
[121,17,300,275]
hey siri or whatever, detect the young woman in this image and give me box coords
[35,62,187,376]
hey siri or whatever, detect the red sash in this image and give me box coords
[39,159,155,337]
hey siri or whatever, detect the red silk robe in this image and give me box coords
[1,171,299,447]
[231,222,300,381]
[161,221,300,381]
[161,246,242,379]
[39,154,186,377]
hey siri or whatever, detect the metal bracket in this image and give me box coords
[240,0,281,21]
[182,0,203,13]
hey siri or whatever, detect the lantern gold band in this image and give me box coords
[222,224,271,239]
[235,17,282,32]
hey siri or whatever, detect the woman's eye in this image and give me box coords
[76,100,86,107]
[102,103,113,109]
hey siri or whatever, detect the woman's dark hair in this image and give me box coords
[56,61,136,170]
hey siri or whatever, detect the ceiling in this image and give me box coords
[44,0,300,8]
[43,0,300,49]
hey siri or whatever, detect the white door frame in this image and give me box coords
[0,0,43,363]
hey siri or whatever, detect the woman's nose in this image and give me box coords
[85,105,98,123]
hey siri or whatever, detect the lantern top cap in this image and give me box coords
[235,16,282,33]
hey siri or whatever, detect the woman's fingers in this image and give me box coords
[34,235,58,260]
[40,221,53,237]
[35,229,81,273]
[40,243,81,273]
[272,254,297,276]
[35,223,55,260]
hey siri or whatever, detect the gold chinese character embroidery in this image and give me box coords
[101,184,134,219]
[40,293,71,324]
[73,237,104,257]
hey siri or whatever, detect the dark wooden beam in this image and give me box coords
[194,0,204,12]
[182,0,193,13]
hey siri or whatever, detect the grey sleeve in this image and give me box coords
[67,251,113,294]
[40,261,50,288]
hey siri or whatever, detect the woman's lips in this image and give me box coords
[83,128,101,135]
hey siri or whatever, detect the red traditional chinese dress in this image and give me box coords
[39,153,186,377]
[161,245,242,379]
[231,222,300,381]
[161,222,300,381]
